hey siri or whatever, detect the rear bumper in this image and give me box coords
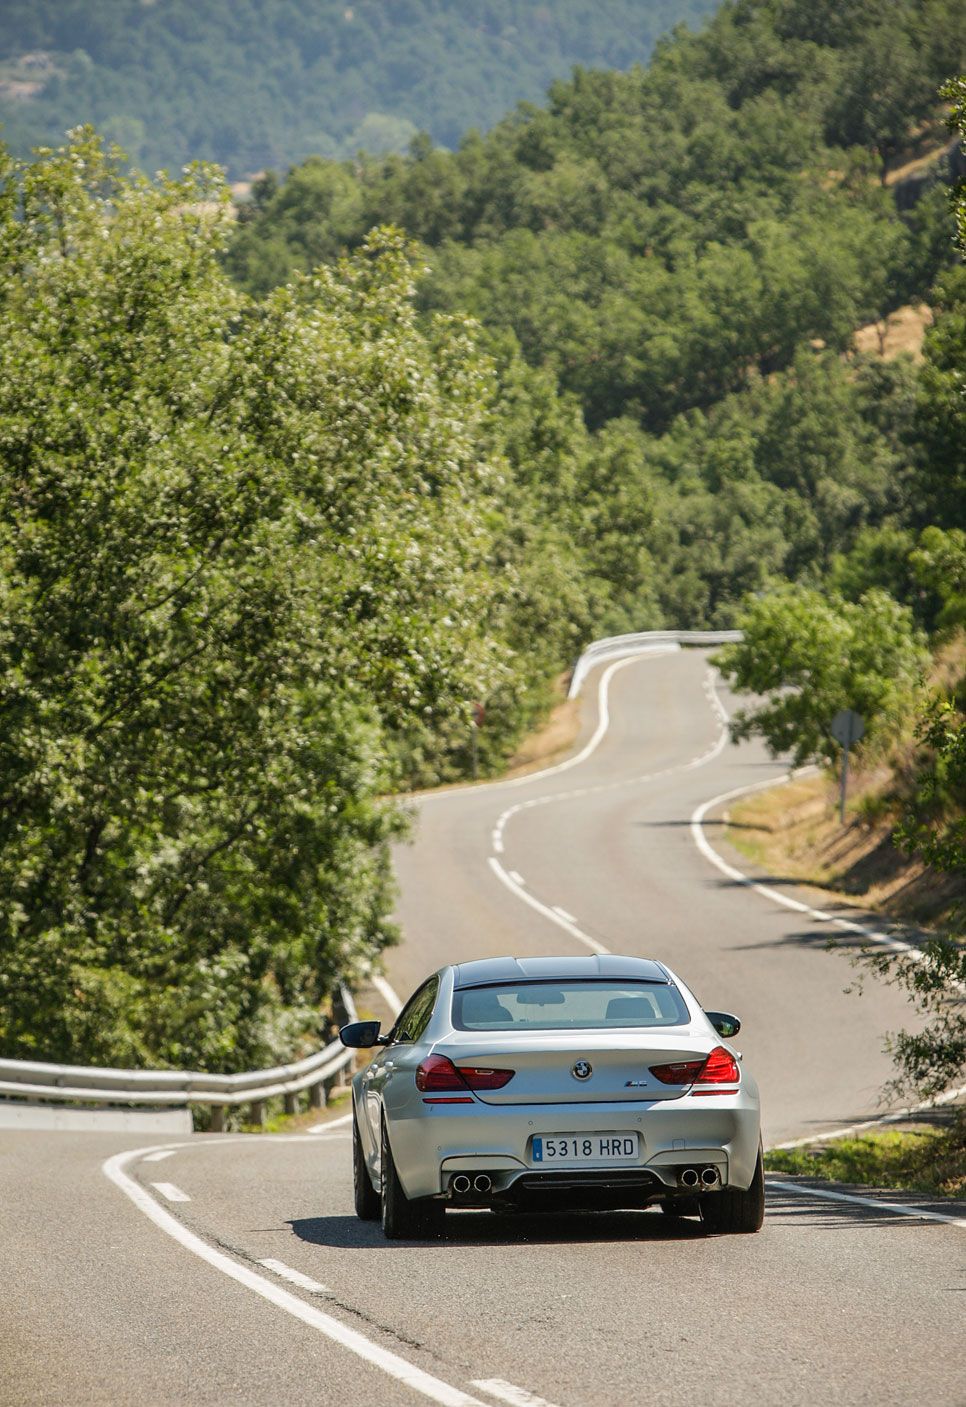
[385,1090,761,1201]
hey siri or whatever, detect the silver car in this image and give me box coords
[340,954,763,1239]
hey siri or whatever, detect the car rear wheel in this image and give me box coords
[353,1110,380,1221]
[700,1148,764,1234]
[380,1121,443,1240]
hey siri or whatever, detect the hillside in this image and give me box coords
[0,0,719,177]
[228,0,966,638]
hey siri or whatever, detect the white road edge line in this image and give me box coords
[767,1178,966,1230]
[767,1081,966,1150]
[103,1147,489,1407]
[150,1181,190,1203]
[692,766,966,1148]
[551,906,576,924]
[420,647,680,802]
[690,771,918,957]
[470,1379,563,1407]
[259,1259,331,1294]
[487,660,731,954]
[142,1150,176,1163]
[308,1111,354,1134]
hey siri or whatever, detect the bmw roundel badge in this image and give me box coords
[571,1060,593,1080]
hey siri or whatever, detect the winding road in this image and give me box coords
[2,648,963,1407]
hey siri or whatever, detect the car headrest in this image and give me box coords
[461,990,513,1023]
[605,995,660,1022]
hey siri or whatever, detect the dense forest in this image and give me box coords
[0,0,718,175]
[229,0,966,641]
[1,0,964,1082]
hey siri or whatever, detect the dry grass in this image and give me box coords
[854,303,933,362]
[502,674,582,778]
[726,770,962,928]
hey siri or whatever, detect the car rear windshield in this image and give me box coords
[452,980,690,1031]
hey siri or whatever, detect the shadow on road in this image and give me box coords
[730,925,872,953]
[289,1206,707,1250]
[764,1179,961,1231]
[290,1183,960,1250]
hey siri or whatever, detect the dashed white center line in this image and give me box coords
[259,1259,331,1293]
[551,906,576,924]
[150,1181,190,1203]
[471,1380,562,1407]
[488,856,609,956]
[142,1150,176,1163]
[508,870,525,886]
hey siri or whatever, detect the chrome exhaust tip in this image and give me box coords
[451,1174,471,1195]
[701,1166,720,1186]
[473,1174,492,1194]
[680,1168,700,1188]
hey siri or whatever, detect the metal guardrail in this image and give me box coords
[568,629,742,698]
[0,986,358,1127]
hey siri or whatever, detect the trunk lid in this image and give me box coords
[433,1031,721,1104]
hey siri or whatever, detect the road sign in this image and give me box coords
[831,709,865,748]
[830,709,865,822]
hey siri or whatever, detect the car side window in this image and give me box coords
[391,977,439,1044]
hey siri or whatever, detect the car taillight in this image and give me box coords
[416,1055,465,1091]
[415,1055,514,1092]
[695,1046,740,1084]
[456,1065,514,1090]
[649,1058,706,1085]
[650,1046,739,1085]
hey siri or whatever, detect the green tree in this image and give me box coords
[872,699,966,1099]
[714,586,927,765]
[0,132,511,1068]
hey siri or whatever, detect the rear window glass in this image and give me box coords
[452,980,689,1031]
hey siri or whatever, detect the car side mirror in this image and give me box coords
[339,1020,385,1049]
[705,1010,741,1038]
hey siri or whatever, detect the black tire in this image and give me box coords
[353,1111,380,1221]
[700,1149,765,1234]
[380,1120,443,1240]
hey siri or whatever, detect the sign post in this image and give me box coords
[830,709,865,824]
[470,701,485,780]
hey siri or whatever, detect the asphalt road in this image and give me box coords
[2,648,963,1407]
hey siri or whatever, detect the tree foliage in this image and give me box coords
[0,131,558,1068]
[713,587,927,765]
[0,0,719,175]
[871,699,966,1100]
[224,1,965,637]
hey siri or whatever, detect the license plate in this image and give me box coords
[531,1132,640,1164]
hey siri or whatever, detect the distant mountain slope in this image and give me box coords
[0,0,720,176]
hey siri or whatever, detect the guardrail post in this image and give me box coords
[283,1092,298,1116]
[210,1105,225,1133]
[308,1081,325,1109]
[249,1099,265,1127]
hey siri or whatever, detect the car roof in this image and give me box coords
[451,954,671,988]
